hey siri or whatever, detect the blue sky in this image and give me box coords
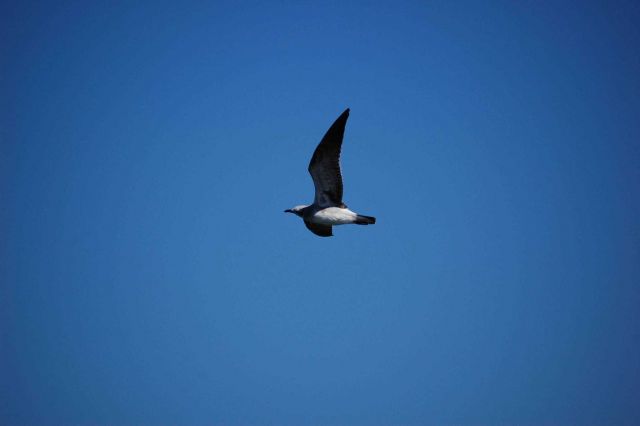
[2,1,639,425]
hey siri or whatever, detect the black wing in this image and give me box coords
[304,220,333,237]
[308,108,349,207]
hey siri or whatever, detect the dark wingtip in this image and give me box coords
[336,108,350,122]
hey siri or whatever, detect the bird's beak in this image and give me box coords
[284,209,292,213]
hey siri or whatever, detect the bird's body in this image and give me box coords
[309,206,359,225]
[285,109,376,237]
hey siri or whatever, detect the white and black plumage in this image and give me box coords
[285,108,376,237]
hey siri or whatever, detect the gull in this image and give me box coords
[285,108,376,237]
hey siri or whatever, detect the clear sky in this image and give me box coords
[2,1,639,425]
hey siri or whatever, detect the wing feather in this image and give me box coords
[304,220,333,237]
[308,109,349,207]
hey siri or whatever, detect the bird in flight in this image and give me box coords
[285,108,376,237]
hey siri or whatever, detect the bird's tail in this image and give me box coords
[354,215,376,225]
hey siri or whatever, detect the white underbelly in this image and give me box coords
[311,207,358,225]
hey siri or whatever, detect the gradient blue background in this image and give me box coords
[2,1,640,425]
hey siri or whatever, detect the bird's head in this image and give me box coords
[284,205,307,217]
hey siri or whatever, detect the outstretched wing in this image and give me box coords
[308,108,349,208]
[304,220,333,237]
